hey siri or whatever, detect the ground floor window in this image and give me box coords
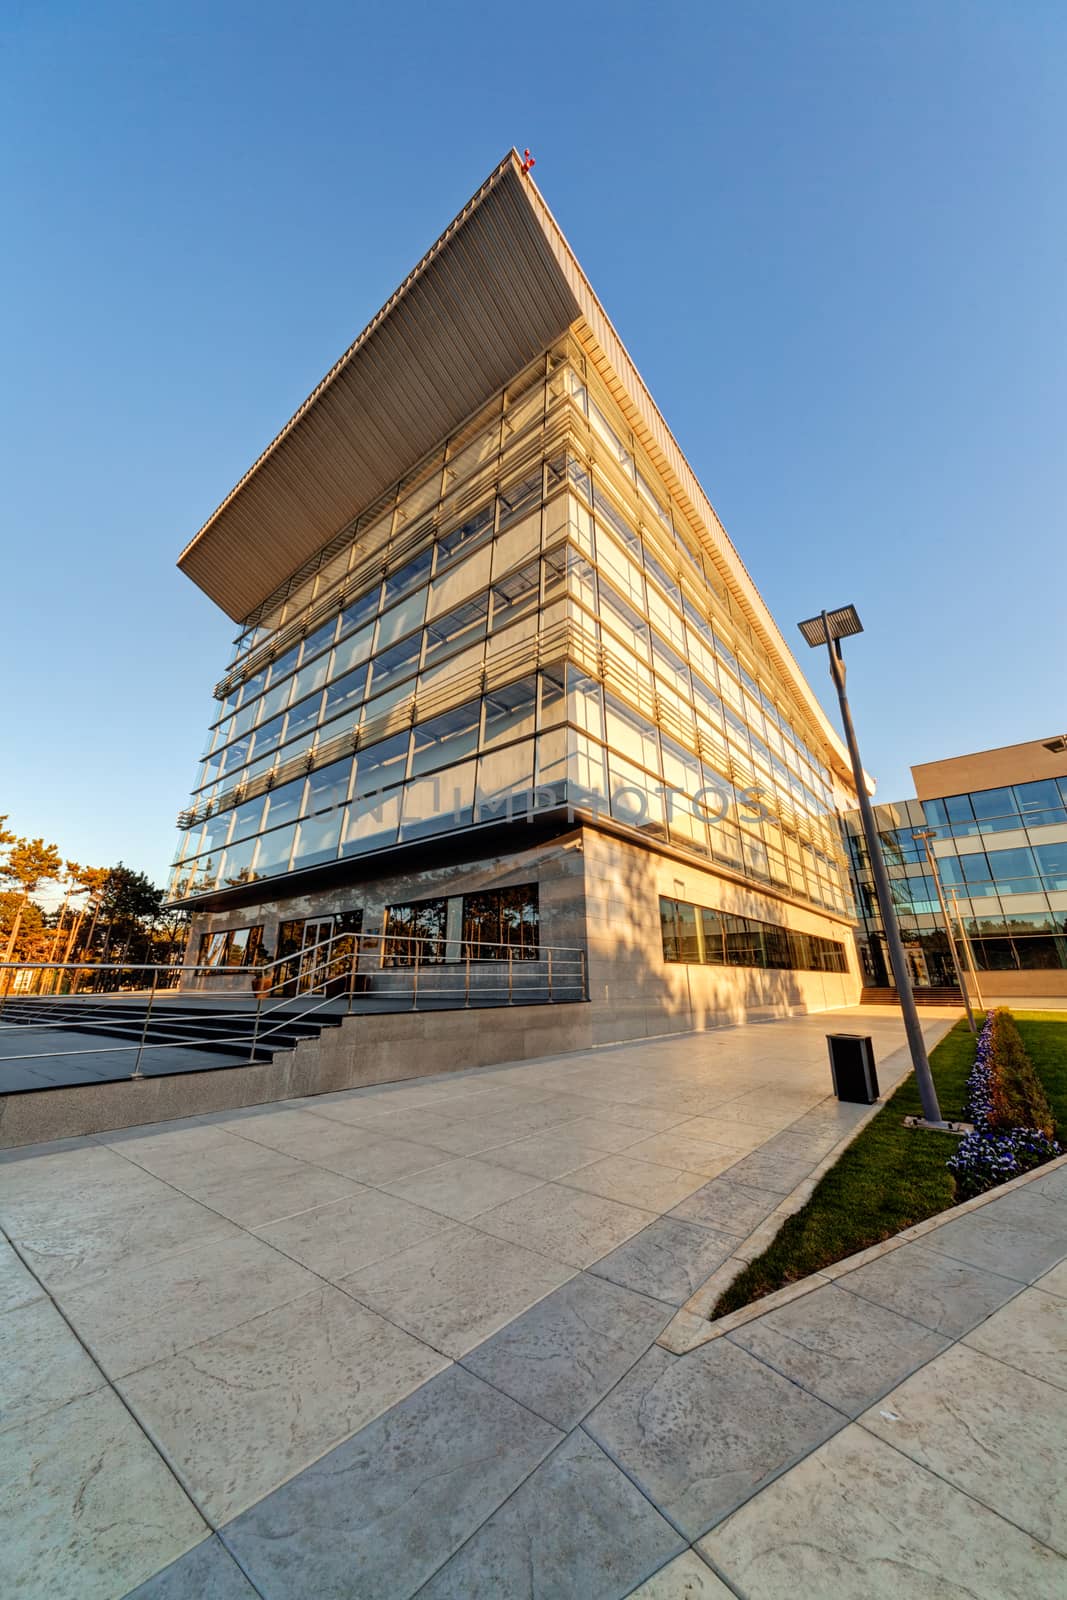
[384,883,540,964]
[463,884,539,958]
[964,933,1067,971]
[198,925,264,968]
[659,895,847,974]
[383,898,448,965]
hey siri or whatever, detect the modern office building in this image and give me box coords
[167,150,863,1047]
[846,735,1067,998]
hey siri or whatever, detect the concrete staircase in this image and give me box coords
[859,985,965,1007]
[0,995,341,1066]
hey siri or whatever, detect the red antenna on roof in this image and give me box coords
[520,148,536,175]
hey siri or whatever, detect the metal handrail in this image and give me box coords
[0,930,589,1078]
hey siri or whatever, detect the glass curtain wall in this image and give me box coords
[170,338,852,920]
[846,787,1067,980]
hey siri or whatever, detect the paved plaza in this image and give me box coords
[2,1007,1065,1597]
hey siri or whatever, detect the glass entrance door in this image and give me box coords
[298,918,334,993]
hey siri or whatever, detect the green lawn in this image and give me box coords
[712,1011,1067,1319]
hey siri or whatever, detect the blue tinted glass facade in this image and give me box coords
[846,765,1067,984]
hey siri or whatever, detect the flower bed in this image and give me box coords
[947,1009,1061,1200]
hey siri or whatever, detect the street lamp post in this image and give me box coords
[798,607,944,1127]
[913,828,977,1034]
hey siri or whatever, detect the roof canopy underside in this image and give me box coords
[178,157,579,622]
[178,149,856,783]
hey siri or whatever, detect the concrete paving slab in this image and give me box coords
[922,1190,1067,1284]
[164,1149,361,1228]
[417,1429,685,1599]
[963,1286,1067,1392]
[1037,1258,1067,1298]
[7,1189,243,1291]
[474,1181,656,1269]
[0,1294,106,1431]
[483,1125,637,1177]
[0,1237,44,1312]
[461,1272,671,1430]
[727,1281,951,1416]
[861,1342,1067,1556]
[625,1548,734,1597]
[836,1239,1023,1337]
[341,1222,575,1357]
[118,1284,448,1523]
[0,1386,206,1600]
[123,1536,259,1599]
[252,1185,454,1279]
[615,1131,742,1179]
[699,1422,1065,1598]
[668,1175,780,1237]
[590,1217,738,1307]
[54,1230,320,1378]
[585,1339,841,1539]
[380,1154,545,1220]
[560,1153,709,1213]
[223,1364,561,1600]
[719,1147,821,1195]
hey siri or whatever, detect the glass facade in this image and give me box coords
[169,337,853,923]
[846,779,1067,983]
[659,896,848,973]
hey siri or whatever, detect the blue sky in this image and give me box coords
[3,0,1065,887]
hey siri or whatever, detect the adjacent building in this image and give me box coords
[846,735,1067,998]
[167,151,863,1044]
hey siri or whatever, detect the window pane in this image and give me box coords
[262,778,304,830]
[384,898,448,964]
[969,786,1017,821]
[254,823,296,876]
[410,701,480,776]
[376,587,428,648]
[490,559,540,631]
[300,619,338,665]
[354,732,409,795]
[1015,779,1063,815]
[368,632,421,696]
[284,693,322,743]
[424,593,488,664]
[382,548,433,606]
[304,759,352,815]
[292,811,342,868]
[323,665,368,722]
[483,677,537,749]
[437,504,493,568]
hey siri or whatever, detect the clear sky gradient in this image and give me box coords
[3,0,1065,887]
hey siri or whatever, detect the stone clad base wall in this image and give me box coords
[0,1001,598,1148]
[580,829,861,1044]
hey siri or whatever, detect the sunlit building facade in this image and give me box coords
[168,152,862,1039]
[846,736,1067,998]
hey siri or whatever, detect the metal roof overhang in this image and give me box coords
[178,147,859,786]
[178,153,580,623]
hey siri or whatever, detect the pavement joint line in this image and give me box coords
[849,1392,1067,1559]
[0,1218,240,1591]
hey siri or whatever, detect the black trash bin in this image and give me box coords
[827,1034,879,1104]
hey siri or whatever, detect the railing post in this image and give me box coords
[347,938,360,1016]
[581,948,587,1000]
[250,986,264,1063]
[464,949,471,1007]
[547,947,554,1003]
[507,947,514,1005]
[412,941,420,1011]
[132,969,158,1080]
